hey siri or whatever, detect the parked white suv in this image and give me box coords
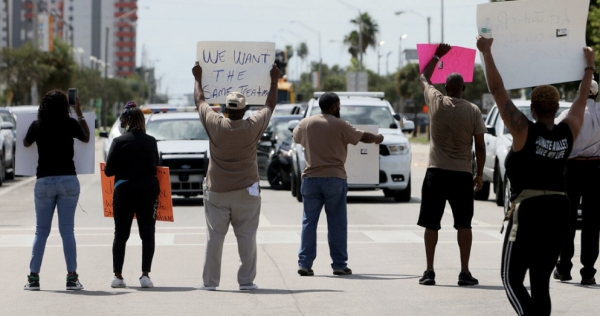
[289,92,414,202]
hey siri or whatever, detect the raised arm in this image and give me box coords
[564,47,596,140]
[420,43,452,91]
[477,36,529,151]
[192,62,207,110]
[360,132,384,144]
[265,64,280,113]
[74,97,90,143]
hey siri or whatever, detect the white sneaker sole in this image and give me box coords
[140,284,154,288]
[198,286,216,291]
[239,285,258,290]
[111,284,126,288]
[66,287,84,290]
[23,287,40,291]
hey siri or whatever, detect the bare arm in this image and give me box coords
[265,64,280,113]
[477,36,529,151]
[360,132,384,144]
[192,62,208,110]
[564,47,596,140]
[73,98,90,143]
[473,133,485,192]
[23,139,32,147]
[420,43,452,91]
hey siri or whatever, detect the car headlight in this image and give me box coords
[387,144,410,155]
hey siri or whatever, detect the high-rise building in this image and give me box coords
[0,0,137,78]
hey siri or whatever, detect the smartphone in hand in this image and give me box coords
[68,88,77,106]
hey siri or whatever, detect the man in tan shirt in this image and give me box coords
[293,92,384,276]
[192,61,279,291]
[417,44,487,287]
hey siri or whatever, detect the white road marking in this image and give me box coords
[259,213,272,226]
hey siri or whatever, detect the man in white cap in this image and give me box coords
[192,61,280,291]
[554,79,600,285]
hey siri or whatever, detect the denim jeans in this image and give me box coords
[30,176,80,273]
[298,177,348,270]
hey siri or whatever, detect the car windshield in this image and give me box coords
[146,119,209,141]
[503,106,569,134]
[311,105,395,129]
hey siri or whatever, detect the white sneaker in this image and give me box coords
[139,276,154,288]
[239,283,258,290]
[111,276,126,288]
[198,285,216,291]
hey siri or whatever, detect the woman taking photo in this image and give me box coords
[478,37,595,315]
[104,106,159,288]
[24,90,90,290]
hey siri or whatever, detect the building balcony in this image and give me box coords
[115,32,136,38]
[116,51,136,58]
[114,12,138,21]
[116,41,136,47]
[115,2,138,9]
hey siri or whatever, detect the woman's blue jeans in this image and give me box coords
[30,176,80,273]
[298,177,348,270]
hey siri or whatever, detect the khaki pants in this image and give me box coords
[202,187,261,287]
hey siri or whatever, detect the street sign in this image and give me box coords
[482,93,495,111]
[346,71,368,92]
[404,49,418,61]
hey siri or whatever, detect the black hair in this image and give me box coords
[38,90,71,123]
[445,73,465,94]
[319,92,340,112]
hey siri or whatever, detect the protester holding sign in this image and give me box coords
[293,92,383,277]
[417,43,487,287]
[104,107,160,289]
[554,80,600,286]
[193,61,279,291]
[478,35,595,316]
[23,90,90,291]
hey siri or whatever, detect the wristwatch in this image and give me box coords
[77,115,85,121]
[585,66,596,72]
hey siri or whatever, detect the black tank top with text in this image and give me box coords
[505,120,573,200]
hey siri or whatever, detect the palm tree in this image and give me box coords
[343,12,379,62]
[296,42,309,74]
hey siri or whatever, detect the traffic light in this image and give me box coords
[274,50,287,78]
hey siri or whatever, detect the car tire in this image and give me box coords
[290,170,297,197]
[295,173,303,202]
[6,150,15,180]
[393,177,411,202]
[267,161,285,190]
[0,150,5,187]
[494,168,504,207]
[474,181,490,201]
[503,174,511,216]
[382,188,393,198]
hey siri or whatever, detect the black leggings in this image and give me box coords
[501,195,569,316]
[112,181,159,273]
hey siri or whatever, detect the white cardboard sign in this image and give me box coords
[477,0,590,90]
[16,112,96,176]
[345,125,379,185]
[196,41,276,105]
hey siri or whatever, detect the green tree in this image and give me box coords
[285,45,294,60]
[296,42,309,72]
[38,39,78,95]
[343,12,379,60]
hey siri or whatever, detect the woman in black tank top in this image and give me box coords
[478,36,596,316]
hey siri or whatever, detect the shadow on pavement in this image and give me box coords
[218,289,343,294]
[347,196,421,205]
[133,286,197,292]
[435,285,509,291]
[320,274,420,281]
[172,198,203,207]
[46,290,130,296]
[573,284,600,289]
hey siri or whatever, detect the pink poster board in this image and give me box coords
[417,44,476,84]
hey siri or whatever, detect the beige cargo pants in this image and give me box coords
[202,187,261,287]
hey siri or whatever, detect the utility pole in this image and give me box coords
[103,27,109,131]
[427,17,431,44]
[31,0,39,105]
[441,0,444,42]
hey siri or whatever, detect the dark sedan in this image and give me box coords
[257,115,302,190]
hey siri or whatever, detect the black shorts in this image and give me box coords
[417,168,474,230]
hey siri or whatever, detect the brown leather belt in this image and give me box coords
[570,156,600,161]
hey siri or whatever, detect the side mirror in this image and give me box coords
[402,120,415,133]
[0,122,14,130]
[287,120,300,132]
[99,131,109,138]
[393,113,401,121]
[486,125,496,136]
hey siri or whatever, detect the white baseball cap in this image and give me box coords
[225,92,247,110]
[591,80,599,96]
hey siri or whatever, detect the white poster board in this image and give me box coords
[196,41,276,105]
[16,112,96,176]
[345,125,379,185]
[477,0,590,90]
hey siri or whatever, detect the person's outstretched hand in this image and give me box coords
[192,62,202,80]
[584,47,595,67]
[435,43,452,58]
[270,64,280,83]
[476,36,494,54]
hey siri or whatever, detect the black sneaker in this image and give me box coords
[458,272,479,286]
[66,273,84,290]
[581,277,596,285]
[553,269,572,281]
[333,268,352,276]
[24,275,40,291]
[419,270,435,286]
[298,267,314,276]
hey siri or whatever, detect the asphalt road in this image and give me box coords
[0,140,597,316]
